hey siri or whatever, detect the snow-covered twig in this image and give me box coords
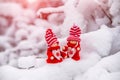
[37,6,64,18]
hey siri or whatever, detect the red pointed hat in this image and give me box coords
[45,29,59,47]
[67,25,81,41]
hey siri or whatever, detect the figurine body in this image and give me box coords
[61,25,81,61]
[45,29,62,63]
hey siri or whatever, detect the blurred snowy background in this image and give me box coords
[0,0,120,80]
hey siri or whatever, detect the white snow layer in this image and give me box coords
[75,51,120,80]
[0,26,120,80]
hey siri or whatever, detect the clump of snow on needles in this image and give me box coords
[0,2,23,17]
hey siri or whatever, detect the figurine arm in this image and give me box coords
[47,49,54,60]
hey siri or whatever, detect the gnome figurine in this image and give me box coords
[45,29,63,63]
[61,25,81,61]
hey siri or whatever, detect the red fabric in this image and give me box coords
[46,46,63,63]
[61,51,67,59]
[45,29,58,47]
[61,46,68,59]
[67,25,81,41]
[67,41,77,48]
[70,25,81,37]
[62,42,81,61]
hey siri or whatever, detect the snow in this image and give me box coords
[0,17,8,27]
[48,13,64,26]
[0,52,8,65]
[16,40,36,50]
[76,51,120,80]
[15,29,29,41]
[95,16,110,26]
[1,26,120,80]
[81,25,114,57]
[0,36,13,51]
[109,0,120,16]
[93,52,120,72]
[99,72,120,80]
[1,51,119,80]
[112,15,120,26]
[37,6,64,16]
[0,17,8,34]
[0,0,120,80]
[0,65,71,80]
[0,56,100,80]
[0,2,23,17]
[61,0,85,36]
[109,0,120,26]
[37,0,85,37]
[18,56,36,69]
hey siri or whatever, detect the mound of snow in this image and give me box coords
[0,36,13,51]
[99,72,120,80]
[94,52,120,72]
[18,56,36,69]
[16,40,37,50]
[110,26,120,54]
[0,65,71,80]
[81,25,115,57]
[0,52,101,80]
[79,51,120,80]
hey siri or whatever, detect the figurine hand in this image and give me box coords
[77,47,81,51]
[64,55,67,59]
[62,46,65,50]
[62,46,68,51]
